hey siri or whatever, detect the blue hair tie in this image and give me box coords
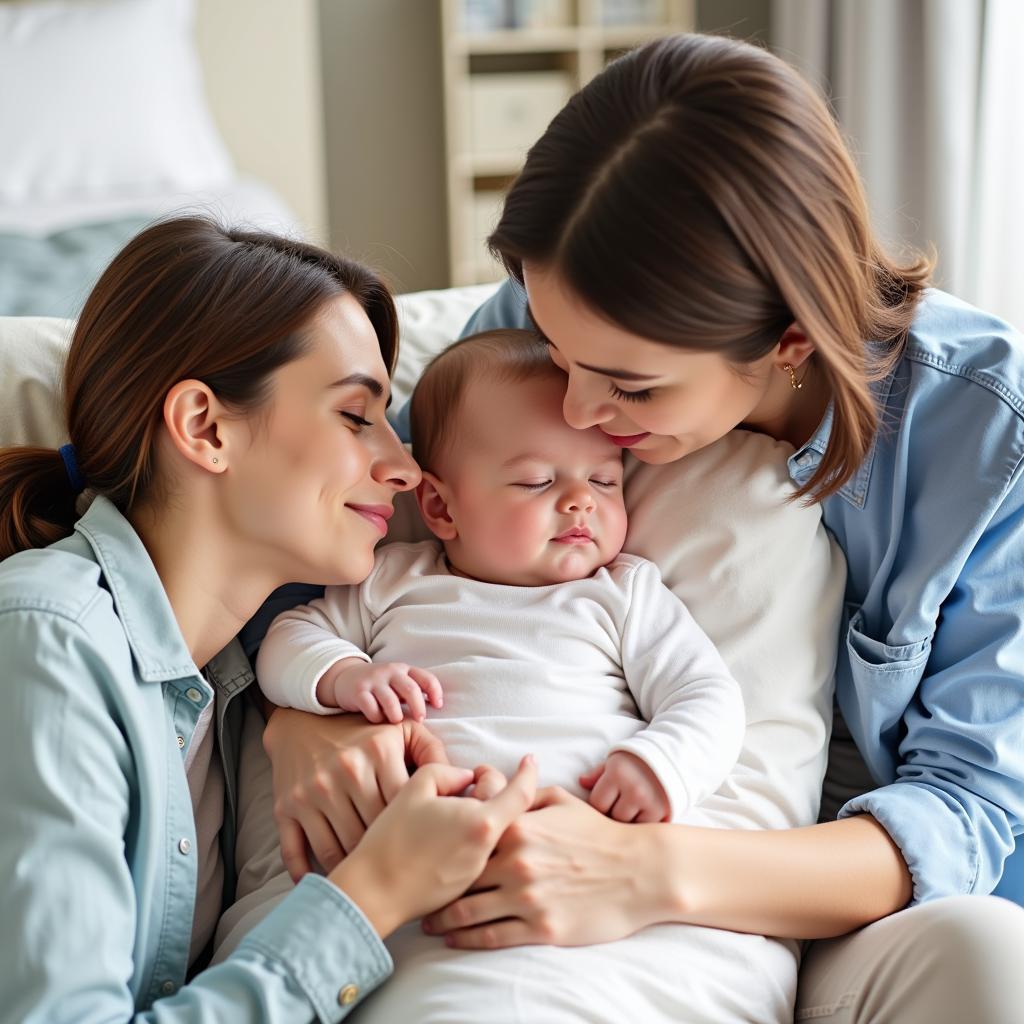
[59,443,86,495]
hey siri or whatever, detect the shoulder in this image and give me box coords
[602,553,664,593]
[0,540,110,625]
[363,540,447,594]
[0,545,129,708]
[902,289,1024,418]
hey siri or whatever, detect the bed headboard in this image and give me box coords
[194,0,327,242]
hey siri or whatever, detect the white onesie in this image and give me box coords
[257,540,745,819]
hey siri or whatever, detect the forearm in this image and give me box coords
[647,813,912,939]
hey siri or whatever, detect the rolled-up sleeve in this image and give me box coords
[840,457,1024,904]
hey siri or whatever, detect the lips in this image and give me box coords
[603,431,651,448]
[553,526,594,544]
[347,503,393,536]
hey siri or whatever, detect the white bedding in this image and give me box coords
[0,176,302,238]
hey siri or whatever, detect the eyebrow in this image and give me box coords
[327,373,392,409]
[501,453,550,468]
[501,453,624,470]
[525,302,661,383]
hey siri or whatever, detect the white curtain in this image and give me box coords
[771,0,1024,330]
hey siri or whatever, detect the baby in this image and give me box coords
[257,329,744,823]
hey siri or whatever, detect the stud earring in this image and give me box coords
[212,457,219,464]
[782,363,804,391]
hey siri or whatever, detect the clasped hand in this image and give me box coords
[264,711,666,948]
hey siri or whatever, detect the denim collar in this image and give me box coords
[786,371,895,509]
[74,496,200,683]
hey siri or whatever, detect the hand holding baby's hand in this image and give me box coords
[318,658,444,723]
[580,751,669,823]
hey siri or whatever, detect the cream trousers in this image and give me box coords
[796,896,1024,1022]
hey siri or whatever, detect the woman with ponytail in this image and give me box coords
[0,216,536,1023]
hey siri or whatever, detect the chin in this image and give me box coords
[316,550,376,587]
[633,437,706,465]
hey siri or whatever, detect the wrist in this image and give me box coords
[629,822,692,928]
[315,657,364,708]
[329,854,403,939]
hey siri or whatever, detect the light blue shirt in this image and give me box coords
[443,278,1024,907]
[0,496,392,1023]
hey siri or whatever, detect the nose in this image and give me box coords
[557,481,595,515]
[371,422,421,492]
[562,372,613,430]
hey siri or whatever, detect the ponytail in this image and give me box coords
[0,447,80,559]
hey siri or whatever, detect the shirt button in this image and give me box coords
[178,837,192,855]
[185,687,203,703]
[338,984,359,1006]
[176,735,185,750]
[160,980,176,995]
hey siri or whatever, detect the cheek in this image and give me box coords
[604,501,629,549]
[471,497,546,553]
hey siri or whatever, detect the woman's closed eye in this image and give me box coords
[340,411,374,430]
[608,382,653,403]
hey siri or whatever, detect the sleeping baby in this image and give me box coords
[256,328,745,827]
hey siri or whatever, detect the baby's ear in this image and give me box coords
[416,472,458,541]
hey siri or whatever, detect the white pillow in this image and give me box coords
[0,316,72,449]
[0,0,234,204]
[392,282,500,408]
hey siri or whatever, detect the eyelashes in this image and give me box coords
[515,479,619,490]
[608,382,653,403]
[341,412,373,428]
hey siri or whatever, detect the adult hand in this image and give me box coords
[262,708,449,882]
[330,756,538,939]
[422,785,668,949]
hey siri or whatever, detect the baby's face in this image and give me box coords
[434,373,628,586]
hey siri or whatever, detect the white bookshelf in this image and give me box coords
[440,0,696,285]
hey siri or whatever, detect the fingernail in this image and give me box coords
[421,919,433,934]
[445,934,456,947]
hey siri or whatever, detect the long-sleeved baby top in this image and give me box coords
[258,540,744,819]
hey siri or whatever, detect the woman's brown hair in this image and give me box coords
[489,32,932,501]
[0,216,398,559]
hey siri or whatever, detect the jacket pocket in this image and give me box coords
[846,607,932,680]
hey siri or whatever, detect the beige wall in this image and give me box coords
[318,0,448,293]
[195,0,329,243]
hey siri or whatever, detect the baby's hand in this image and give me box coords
[318,659,444,724]
[579,751,669,823]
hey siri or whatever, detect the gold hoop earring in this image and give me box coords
[783,363,804,391]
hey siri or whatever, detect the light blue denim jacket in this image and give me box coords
[0,496,392,1023]
[419,278,1024,907]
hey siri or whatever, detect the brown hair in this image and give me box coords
[410,328,555,473]
[0,216,398,559]
[489,33,932,501]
